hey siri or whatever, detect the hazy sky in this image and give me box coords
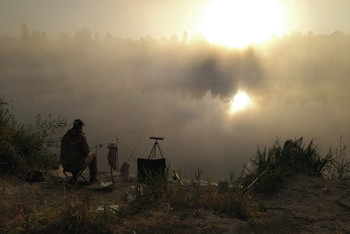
[1,0,350,39]
[0,0,349,180]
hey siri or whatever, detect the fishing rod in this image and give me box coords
[91,129,144,149]
[243,166,269,194]
[126,131,144,163]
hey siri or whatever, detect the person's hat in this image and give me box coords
[73,119,85,128]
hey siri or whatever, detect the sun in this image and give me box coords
[230,92,250,112]
[198,0,288,48]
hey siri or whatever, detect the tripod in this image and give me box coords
[147,136,183,185]
[148,136,164,159]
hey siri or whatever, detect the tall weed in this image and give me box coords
[213,171,254,219]
[326,136,350,180]
[134,164,169,205]
[167,170,254,220]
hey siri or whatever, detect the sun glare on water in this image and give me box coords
[199,0,288,48]
[231,92,250,113]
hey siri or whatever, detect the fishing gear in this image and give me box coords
[91,129,144,149]
[150,136,183,185]
[91,129,144,183]
[243,166,269,194]
[139,136,183,185]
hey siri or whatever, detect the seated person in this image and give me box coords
[60,119,97,184]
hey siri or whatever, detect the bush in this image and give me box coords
[0,98,66,176]
[26,113,67,169]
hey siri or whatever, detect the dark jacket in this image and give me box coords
[60,128,91,171]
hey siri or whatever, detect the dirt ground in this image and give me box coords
[2,168,350,233]
[238,174,350,233]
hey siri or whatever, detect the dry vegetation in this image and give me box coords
[1,98,350,233]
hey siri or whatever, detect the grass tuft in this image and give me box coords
[247,137,334,194]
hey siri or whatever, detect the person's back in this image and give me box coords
[60,128,90,171]
[60,119,97,184]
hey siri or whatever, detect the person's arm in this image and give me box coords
[80,134,91,158]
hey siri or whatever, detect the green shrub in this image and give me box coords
[0,98,66,176]
[26,113,67,169]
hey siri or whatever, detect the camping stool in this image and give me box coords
[63,168,88,185]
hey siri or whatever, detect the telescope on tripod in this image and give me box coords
[148,136,164,159]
